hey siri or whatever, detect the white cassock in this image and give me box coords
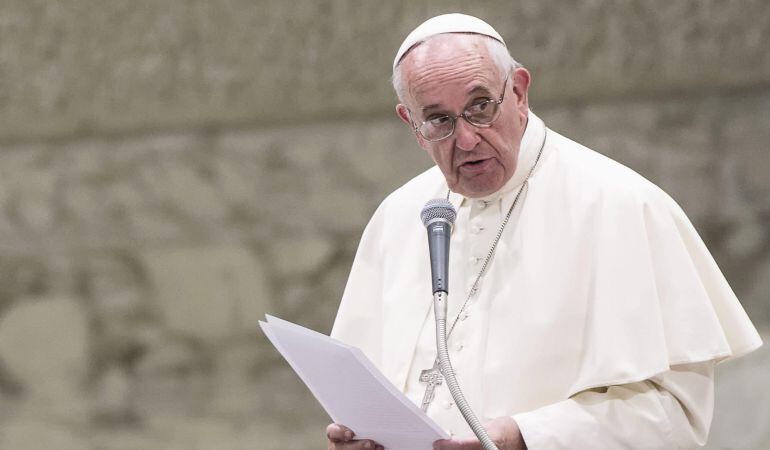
[331,111,762,449]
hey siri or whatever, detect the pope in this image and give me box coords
[326,13,762,450]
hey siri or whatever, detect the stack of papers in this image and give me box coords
[260,315,449,449]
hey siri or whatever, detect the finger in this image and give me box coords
[433,437,481,450]
[326,423,355,442]
[433,438,459,450]
[335,439,379,449]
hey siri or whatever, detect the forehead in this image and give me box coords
[400,34,500,109]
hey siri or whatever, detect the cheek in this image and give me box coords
[500,148,519,175]
[489,129,521,169]
[426,145,453,168]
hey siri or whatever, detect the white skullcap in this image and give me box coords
[393,13,507,71]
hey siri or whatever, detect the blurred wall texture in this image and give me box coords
[0,1,768,449]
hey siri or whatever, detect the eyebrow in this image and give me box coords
[419,85,495,113]
[468,85,493,96]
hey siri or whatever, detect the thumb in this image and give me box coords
[433,437,480,450]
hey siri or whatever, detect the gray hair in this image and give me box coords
[392,34,522,103]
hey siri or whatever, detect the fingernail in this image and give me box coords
[344,430,353,440]
[364,441,373,449]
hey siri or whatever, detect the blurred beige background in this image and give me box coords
[0,1,767,449]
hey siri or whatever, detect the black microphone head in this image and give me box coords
[420,198,457,227]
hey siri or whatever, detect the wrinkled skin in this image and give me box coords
[326,417,526,450]
[432,417,526,450]
[326,423,384,450]
[395,34,531,199]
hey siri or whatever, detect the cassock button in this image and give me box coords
[471,225,482,234]
[460,312,469,321]
[470,256,482,264]
[443,400,453,410]
[454,342,464,352]
[477,200,488,209]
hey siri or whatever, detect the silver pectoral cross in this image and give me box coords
[419,360,443,411]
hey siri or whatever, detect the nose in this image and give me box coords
[454,117,481,151]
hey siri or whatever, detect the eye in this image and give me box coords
[468,99,493,114]
[427,115,451,126]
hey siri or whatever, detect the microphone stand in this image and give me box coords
[433,291,499,450]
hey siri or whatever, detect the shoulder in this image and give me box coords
[542,129,677,213]
[353,165,444,250]
[375,165,446,222]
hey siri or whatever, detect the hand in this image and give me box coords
[326,423,384,450]
[432,417,526,450]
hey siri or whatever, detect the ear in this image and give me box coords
[396,103,412,126]
[396,104,428,147]
[511,67,531,115]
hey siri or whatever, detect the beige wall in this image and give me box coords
[0,1,767,448]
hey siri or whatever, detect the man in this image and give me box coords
[326,14,762,450]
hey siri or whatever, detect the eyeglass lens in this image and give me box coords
[420,99,500,141]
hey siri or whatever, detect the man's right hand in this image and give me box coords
[326,423,384,450]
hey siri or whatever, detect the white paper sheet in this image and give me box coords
[260,315,449,449]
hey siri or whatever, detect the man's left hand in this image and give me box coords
[432,417,526,450]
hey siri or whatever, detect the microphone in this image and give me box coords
[420,199,457,294]
[419,198,499,450]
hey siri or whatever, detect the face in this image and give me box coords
[396,34,530,198]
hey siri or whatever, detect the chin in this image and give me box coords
[457,180,504,198]
[457,187,497,198]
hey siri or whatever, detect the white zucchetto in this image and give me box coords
[393,13,507,70]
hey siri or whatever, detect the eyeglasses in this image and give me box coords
[408,76,510,142]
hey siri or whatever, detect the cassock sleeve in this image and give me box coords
[330,201,387,366]
[513,361,714,449]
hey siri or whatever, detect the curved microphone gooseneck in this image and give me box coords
[420,199,499,450]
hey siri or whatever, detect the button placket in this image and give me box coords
[467,213,485,293]
[466,202,499,297]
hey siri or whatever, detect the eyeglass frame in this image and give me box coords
[406,75,511,142]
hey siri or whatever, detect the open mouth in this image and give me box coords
[459,158,492,174]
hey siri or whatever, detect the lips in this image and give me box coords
[458,157,493,175]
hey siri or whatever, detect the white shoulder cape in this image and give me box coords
[332,125,762,414]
